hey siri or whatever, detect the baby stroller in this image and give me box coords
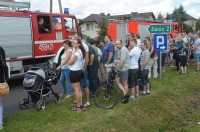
[19,67,60,111]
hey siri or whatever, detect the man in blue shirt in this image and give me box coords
[101,35,115,80]
[102,35,115,65]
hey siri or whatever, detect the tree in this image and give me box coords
[157,12,164,21]
[97,17,108,39]
[165,12,170,20]
[196,18,200,32]
[183,23,194,33]
[171,5,188,30]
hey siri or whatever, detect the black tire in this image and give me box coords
[54,93,60,103]
[36,100,45,111]
[94,83,118,109]
[19,98,29,109]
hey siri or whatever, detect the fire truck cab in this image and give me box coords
[108,18,181,44]
[0,1,80,78]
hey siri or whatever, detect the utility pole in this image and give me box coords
[50,0,52,13]
[50,0,62,14]
[58,0,63,14]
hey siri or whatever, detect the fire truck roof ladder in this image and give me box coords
[0,1,30,11]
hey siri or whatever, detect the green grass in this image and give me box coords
[2,65,200,132]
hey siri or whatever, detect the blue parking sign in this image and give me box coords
[153,34,167,50]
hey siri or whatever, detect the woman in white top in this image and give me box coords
[68,38,86,112]
[56,40,74,99]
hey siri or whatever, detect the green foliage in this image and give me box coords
[196,18,200,32]
[171,5,188,28]
[82,34,91,42]
[97,17,108,39]
[165,12,170,20]
[182,23,194,33]
[157,12,164,21]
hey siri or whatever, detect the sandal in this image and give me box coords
[71,101,77,106]
[119,94,129,104]
[72,106,82,112]
[64,94,74,99]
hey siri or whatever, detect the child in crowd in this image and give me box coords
[179,43,188,76]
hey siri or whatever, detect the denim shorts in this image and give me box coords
[115,70,129,80]
[141,69,149,86]
[194,52,200,63]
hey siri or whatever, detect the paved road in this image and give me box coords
[4,77,62,116]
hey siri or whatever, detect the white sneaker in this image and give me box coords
[129,96,136,100]
[0,124,3,130]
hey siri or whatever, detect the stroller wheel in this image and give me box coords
[36,100,45,111]
[54,93,60,103]
[19,98,28,109]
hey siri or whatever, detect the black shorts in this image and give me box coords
[173,53,176,60]
[180,59,187,67]
[190,53,194,60]
[128,69,138,88]
[70,70,82,83]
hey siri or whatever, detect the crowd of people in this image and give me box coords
[0,31,199,128]
[55,31,200,112]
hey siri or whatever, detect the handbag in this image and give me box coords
[0,55,9,96]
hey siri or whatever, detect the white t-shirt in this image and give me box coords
[69,49,83,71]
[129,46,141,69]
[137,39,141,48]
[194,38,200,53]
[97,47,102,62]
[61,48,73,69]
[82,41,89,52]
[82,41,89,63]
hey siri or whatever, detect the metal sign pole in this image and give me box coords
[160,51,162,80]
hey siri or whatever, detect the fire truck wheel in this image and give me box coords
[19,98,29,109]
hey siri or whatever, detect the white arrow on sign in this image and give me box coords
[160,46,166,49]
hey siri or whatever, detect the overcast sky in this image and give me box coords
[16,0,200,19]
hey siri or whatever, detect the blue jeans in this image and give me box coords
[60,68,73,95]
[141,69,149,86]
[88,64,99,93]
[0,98,3,125]
[81,69,89,89]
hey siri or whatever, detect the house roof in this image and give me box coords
[186,14,197,21]
[168,13,197,21]
[81,13,110,24]
[81,12,156,24]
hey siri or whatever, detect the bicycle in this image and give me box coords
[94,65,119,109]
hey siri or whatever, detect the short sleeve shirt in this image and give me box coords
[194,38,200,53]
[129,47,141,69]
[118,46,130,71]
[88,45,99,65]
[61,48,73,69]
[181,48,188,60]
[101,42,115,64]
[140,49,150,70]
[69,49,83,71]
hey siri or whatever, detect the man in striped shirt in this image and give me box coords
[140,41,151,95]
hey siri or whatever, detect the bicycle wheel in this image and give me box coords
[94,83,118,109]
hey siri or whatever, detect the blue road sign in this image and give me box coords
[153,34,167,50]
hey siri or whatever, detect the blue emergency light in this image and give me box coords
[64,8,69,14]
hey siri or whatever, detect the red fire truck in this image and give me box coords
[0,1,80,78]
[108,18,181,43]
